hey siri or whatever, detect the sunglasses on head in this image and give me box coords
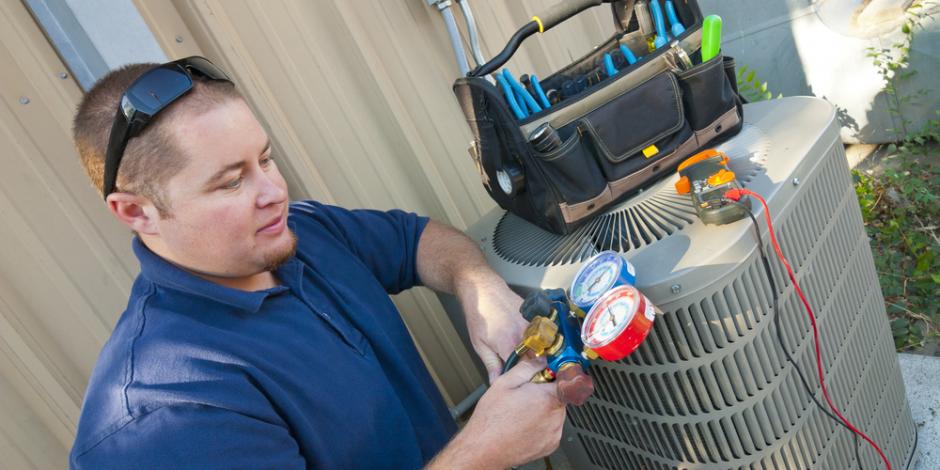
[102,56,233,199]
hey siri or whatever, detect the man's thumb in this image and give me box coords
[499,358,545,386]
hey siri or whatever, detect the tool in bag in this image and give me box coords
[674,148,749,225]
[649,0,670,48]
[665,0,686,38]
[701,14,723,62]
[454,0,744,235]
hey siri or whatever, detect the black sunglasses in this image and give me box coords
[102,56,233,198]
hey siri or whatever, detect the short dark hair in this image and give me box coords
[73,62,242,214]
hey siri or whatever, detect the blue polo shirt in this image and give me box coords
[70,201,457,469]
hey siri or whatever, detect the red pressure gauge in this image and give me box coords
[580,285,656,361]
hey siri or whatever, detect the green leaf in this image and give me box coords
[746,70,756,83]
[931,273,940,284]
[891,317,910,330]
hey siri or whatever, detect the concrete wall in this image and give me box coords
[697,0,940,143]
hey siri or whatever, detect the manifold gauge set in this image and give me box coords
[570,251,656,361]
[505,250,659,405]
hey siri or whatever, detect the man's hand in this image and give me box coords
[457,274,529,383]
[427,360,566,469]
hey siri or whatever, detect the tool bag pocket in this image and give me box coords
[577,72,694,182]
[533,132,607,204]
[676,54,743,143]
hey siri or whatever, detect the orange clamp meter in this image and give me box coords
[675,149,750,225]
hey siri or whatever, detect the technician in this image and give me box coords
[69,57,565,469]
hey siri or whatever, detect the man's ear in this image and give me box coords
[106,192,161,235]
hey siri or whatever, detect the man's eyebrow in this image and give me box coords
[204,161,246,187]
[261,139,272,156]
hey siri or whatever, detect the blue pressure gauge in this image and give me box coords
[569,251,637,312]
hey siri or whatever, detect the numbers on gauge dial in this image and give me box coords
[588,297,635,344]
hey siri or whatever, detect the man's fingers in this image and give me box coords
[476,347,503,385]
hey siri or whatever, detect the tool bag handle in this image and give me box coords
[469,0,608,77]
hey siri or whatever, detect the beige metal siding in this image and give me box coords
[0,0,140,466]
[1,0,613,465]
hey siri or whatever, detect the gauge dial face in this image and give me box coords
[583,287,638,347]
[571,254,620,306]
[497,170,513,195]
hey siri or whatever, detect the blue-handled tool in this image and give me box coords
[503,68,542,114]
[619,44,638,65]
[603,53,618,77]
[650,0,669,49]
[529,74,551,109]
[495,72,526,119]
[513,85,531,115]
[664,0,685,37]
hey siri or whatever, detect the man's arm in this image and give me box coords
[71,405,305,469]
[415,220,528,382]
[415,221,567,468]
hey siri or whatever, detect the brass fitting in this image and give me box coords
[581,348,600,361]
[569,303,587,319]
[546,334,566,357]
[519,316,559,356]
[530,368,556,384]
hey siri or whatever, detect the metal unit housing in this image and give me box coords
[459,97,918,469]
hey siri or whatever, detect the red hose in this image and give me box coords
[725,188,891,470]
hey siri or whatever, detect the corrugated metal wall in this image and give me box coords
[1,0,611,465]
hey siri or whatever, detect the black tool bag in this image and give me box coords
[454,0,743,234]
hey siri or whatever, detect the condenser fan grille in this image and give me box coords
[493,191,697,266]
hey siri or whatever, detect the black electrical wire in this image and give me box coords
[731,201,865,469]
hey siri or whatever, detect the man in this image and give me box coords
[69,57,565,469]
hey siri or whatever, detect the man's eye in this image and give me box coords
[221,177,243,189]
[260,156,275,167]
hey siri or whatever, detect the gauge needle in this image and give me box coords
[609,314,617,328]
[589,275,603,291]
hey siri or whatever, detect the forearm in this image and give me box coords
[425,428,497,470]
[416,220,506,296]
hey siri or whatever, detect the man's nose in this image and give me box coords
[257,170,287,207]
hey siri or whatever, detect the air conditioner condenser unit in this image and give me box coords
[446,97,919,469]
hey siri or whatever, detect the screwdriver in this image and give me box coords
[701,15,723,62]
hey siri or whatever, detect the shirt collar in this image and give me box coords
[133,237,302,313]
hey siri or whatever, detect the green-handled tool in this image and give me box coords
[701,15,722,62]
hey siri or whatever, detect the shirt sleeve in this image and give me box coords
[70,405,305,470]
[296,202,430,294]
